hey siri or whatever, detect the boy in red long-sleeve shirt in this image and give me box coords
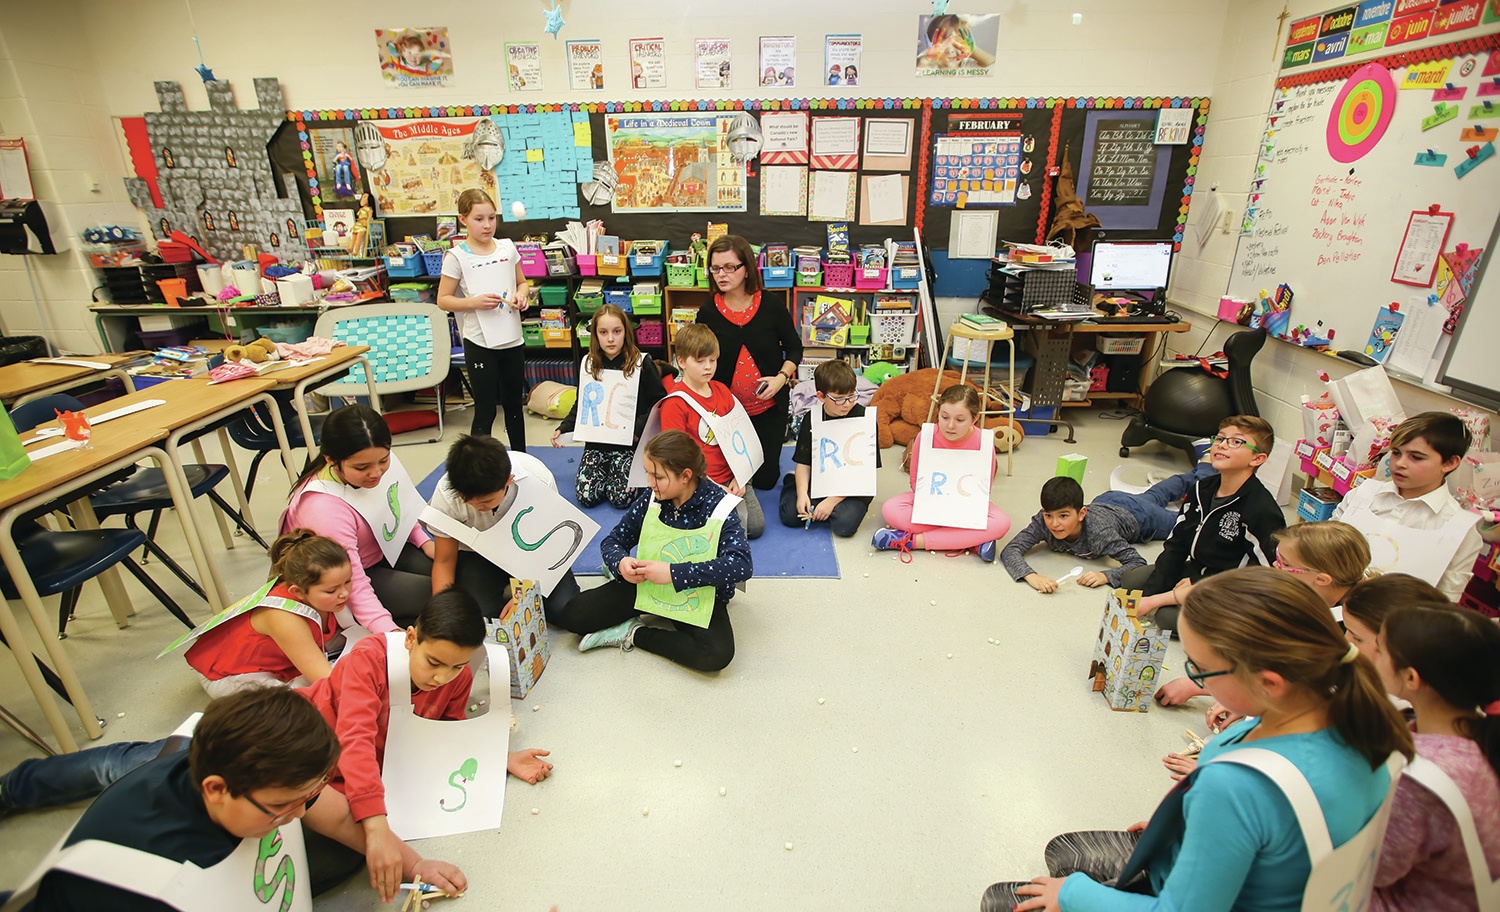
[299,588,553,901]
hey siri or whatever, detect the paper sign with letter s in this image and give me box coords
[910,424,993,530]
[420,478,599,596]
[810,409,877,497]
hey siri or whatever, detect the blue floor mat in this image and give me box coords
[417,444,841,579]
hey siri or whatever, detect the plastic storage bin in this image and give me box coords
[383,254,425,278]
[635,321,665,346]
[1297,487,1341,523]
[869,312,918,346]
[542,328,572,348]
[761,260,795,289]
[517,244,548,278]
[422,250,447,277]
[795,269,823,288]
[666,259,697,287]
[604,287,632,311]
[597,252,628,277]
[630,292,663,315]
[1097,335,1146,355]
[890,265,922,289]
[1015,404,1058,436]
[523,322,544,347]
[538,285,569,308]
[824,261,855,288]
[574,288,604,314]
[577,254,598,276]
[628,242,668,277]
[855,266,889,291]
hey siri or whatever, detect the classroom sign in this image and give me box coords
[605,113,747,212]
[366,119,484,216]
[1280,0,1490,69]
[910,424,994,530]
[810,410,878,498]
[928,113,1024,207]
[573,356,642,446]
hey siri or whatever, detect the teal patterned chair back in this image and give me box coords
[313,303,450,396]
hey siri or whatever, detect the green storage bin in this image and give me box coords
[695,266,711,287]
[575,291,604,314]
[538,285,569,308]
[849,324,870,345]
[576,325,592,343]
[522,321,544,348]
[630,293,663,315]
[796,270,823,287]
[666,262,697,287]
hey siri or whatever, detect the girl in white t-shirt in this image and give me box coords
[437,188,532,448]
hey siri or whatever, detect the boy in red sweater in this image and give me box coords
[659,323,765,539]
[299,588,553,901]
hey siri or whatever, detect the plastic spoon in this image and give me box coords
[1056,565,1084,585]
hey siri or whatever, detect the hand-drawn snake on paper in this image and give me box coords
[381,483,401,541]
[511,506,583,570]
[439,757,478,812]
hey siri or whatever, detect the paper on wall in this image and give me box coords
[865,174,904,224]
[1385,294,1447,377]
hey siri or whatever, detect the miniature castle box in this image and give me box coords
[487,579,550,700]
[1088,588,1169,713]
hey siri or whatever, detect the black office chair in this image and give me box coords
[13,395,267,602]
[1119,328,1266,464]
[224,397,323,501]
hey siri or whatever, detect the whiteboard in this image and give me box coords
[1439,212,1500,406]
[1228,43,1500,365]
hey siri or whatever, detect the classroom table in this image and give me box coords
[261,344,380,456]
[0,409,182,751]
[0,353,143,406]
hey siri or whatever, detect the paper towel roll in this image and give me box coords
[197,264,224,295]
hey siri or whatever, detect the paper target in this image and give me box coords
[1325,63,1395,163]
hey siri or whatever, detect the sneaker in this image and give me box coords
[579,619,640,653]
[872,527,915,563]
[977,540,997,563]
[1191,437,1213,461]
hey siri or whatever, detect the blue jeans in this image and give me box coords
[1094,463,1217,541]
[0,738,179,812]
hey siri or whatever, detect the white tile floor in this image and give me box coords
[0,404,1285,910]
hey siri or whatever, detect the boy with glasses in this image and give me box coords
[779,360,879,537]
[1120,415,1286,629]
[9,687,361,911]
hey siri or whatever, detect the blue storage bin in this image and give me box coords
[1015,404,1058,436]
[383,255,425,278]
[891,265,922,289]
[1297,487,1340,523]
[628,241,668,277]
[761,265,795,288]
[603,287,632,312]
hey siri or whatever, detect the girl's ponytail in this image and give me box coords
[269,528,351,592]
[1384,604,1500,779]
[1183,567,1414,769]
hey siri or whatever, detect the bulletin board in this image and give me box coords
[1227,35,1500,378]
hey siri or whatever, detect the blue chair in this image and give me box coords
[224,397,323,501]
[11,395,264,606]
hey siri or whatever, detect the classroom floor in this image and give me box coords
[0,405,1279,911]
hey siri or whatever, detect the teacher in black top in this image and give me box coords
[694,234,803,490]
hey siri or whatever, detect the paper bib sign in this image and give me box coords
[453,244,522,348]
[306,453,427,567]
[910,424,993,530]
[630,391,764,489]
[810,409,878,498]
[1339,486,1477,585]
[381,633,511,841]
[420,477,599,596]
[573,356,643,446]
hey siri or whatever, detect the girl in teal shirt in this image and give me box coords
[989,567,1414,912]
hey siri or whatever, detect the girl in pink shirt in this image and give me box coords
[279,406,434,633]
[872,384,1010,562]
[1372,603,1500,911]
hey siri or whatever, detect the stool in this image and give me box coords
[926,319,1017,477]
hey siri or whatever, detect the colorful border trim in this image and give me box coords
[285,98,934,121]
[1275,33,1500,88]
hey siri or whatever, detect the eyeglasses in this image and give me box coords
[825,393,858,405]
[707,263,744,275]
[1212,434,1261,453]
[1273,550,1313,575]
[1184,656,1235,688]
[244,775,330,824]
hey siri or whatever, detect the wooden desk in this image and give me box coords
[0,409,189,752]
[89,302,331,353]
[0,354,143,406]
[262,345,380,454]
[986,309,1192,414]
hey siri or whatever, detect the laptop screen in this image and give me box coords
[1089,241,1173,291]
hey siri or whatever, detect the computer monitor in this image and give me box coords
[1089,240,1173,292]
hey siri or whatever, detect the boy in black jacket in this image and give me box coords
[1120,415,1285,629]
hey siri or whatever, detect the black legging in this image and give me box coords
[555,578,734,672]
[463,339,527,450]
[747,395,788,490]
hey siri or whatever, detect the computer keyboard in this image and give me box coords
[1087,314,1180,324]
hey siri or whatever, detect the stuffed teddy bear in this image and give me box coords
[868,367,1024,453]
[223,337,280,364]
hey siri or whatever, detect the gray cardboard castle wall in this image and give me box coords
[124,78,309,265]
